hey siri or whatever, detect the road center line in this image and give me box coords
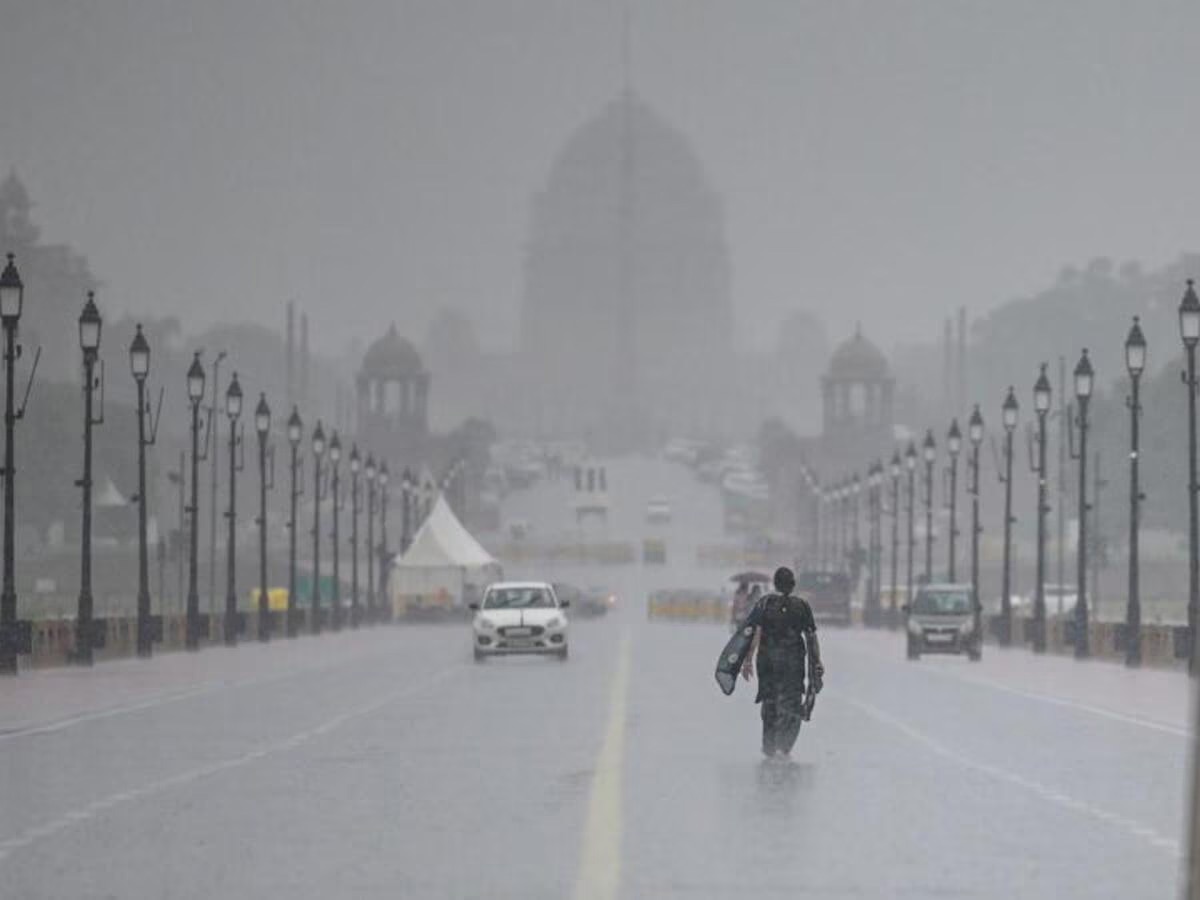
[841,693,1181,857]
[572,630,632,900]
[0,666,461,865]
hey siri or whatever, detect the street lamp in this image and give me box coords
[0,254,30,674]
[223,373,243,646]
[922,429,936,583]
[850,471,862,583]
[254,393,272,642]
[311,421,326,634]
[130,324,158,657]
[75,291,103,665]
[1125,316,1146,667]
[286,407,303,637]
[401,467,415,553]
[1182,279,1200,674]
[889,451,901,628]
[1031,363,1052,653]
[968,405,984,660]
[866,462,883,626]
[1070,348,1094,659]
[185,352,207,649]
[328,431,343,631]
[365,455,377,622]
[904,442,917,609]
[946,419,962,582]
[349,445,361,627]
[379,462,390,620]
[1000,386,1018,646]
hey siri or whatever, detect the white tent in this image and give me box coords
[388,495,502,615]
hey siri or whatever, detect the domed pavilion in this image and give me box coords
[820,326,894,466]
[356,324,430,459]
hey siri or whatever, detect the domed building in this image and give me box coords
[356,324,430,461]
[517,93,733,445]
[819,326,895,469]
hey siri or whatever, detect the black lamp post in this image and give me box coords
[185,352,207,649]
[254,393,271,642]
[349,445,361,627]
[286,408,303,637]
[365,455,377,622]
[850,472,862,583]
[866,462,883,626]
[905,443,917,606]
[75,291,103,666]
[968,405,984,659]
[379,462,390,620]
[310,421,326,634]
[923,430,936,583]
[1000,387,1018,646]
[889,451,901,628]
[1181,280,1200,674]
[223,373,243,646]
[401,467,415,553]
[839,479,850,575]
[1125,317,1146,667]
[0,255,30,674]
[130,324,156,657]
[329,431,343,631]
[1032,363,1052,653]
[1070,349,1094,659]
[946,419,962,582]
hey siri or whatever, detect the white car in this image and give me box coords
[470,581,569,662]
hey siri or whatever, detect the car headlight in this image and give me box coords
[545,617,563,629]
[907,618,922,635]
[475,617,496,631]
[959,619,975,635]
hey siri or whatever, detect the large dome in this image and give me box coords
[828,327,890,382]
[362,324,425,381]
[519,93,732,440]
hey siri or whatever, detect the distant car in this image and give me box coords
[646,496,672,524]
[795,571,852,627]
[470,581,569,662]
[552,582,613,617]
[905,582,980,661]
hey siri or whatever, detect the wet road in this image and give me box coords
[0,458,1191,898]
[0,606,1190,898]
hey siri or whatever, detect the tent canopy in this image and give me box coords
[395,494,497,570]
[389,495,500,612]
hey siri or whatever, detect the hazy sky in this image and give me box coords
[1,0,1197,355]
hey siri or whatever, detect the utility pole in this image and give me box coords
[1092,451,1106,623]
[1057,355,1066,615]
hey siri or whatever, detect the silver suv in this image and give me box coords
[905,583,980,661]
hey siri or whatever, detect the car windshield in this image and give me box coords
[913,589,971,615]
[484,587,554,609]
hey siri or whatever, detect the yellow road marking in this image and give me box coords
[573,630,632,900]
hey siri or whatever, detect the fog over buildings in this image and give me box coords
[0,0,1197,380]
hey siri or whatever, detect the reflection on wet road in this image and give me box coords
[0,458,1189,898]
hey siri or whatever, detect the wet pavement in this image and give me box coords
[0,458,1191,898]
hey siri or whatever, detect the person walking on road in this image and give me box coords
[740,566,824,759]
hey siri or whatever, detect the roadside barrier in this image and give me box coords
[646,589,727,624]
[978,612,1188,670]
